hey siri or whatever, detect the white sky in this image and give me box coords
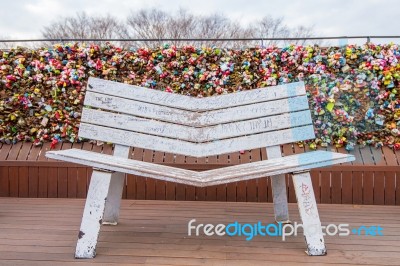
[0,0,399,45]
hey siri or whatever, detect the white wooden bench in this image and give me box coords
[46,77,355,258]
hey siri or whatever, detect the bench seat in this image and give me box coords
[47,149,354,187]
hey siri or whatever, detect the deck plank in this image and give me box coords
[0,198,398,265]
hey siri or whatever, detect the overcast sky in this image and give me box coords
[0,0,399,45]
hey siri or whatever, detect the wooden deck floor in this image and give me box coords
[0,198,399,265]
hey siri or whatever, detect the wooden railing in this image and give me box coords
[0,142,399,205]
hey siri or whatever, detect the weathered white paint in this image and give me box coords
[292,172,327,256]
[84,92,195,126]
[82,108,312,142]
[200,151,354,186]
[46,149,355,187]
[88,77,306,111]
[47,148,199,185]
[102,145,130,225]
[84,92,310,128]
[78,123,316,157]
[197,96,310,126]
[75,170,113,259]
[267,145,290,223]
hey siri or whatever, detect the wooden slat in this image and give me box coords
[331,171,342,204]
[352,171,363,205]
[153,151,166,200]
[257,149,269,202]
[195,156,206,200]
[0,144,12,196]
[395,149,400,165]
[194,157,206,201]
[247,150,260,202]
[215,154,228,201]
[363,172,374,205]
[85,92,310,128]
[125,172,135,200]
[315,146,329,204]
[215,152,227,201]
[7,143,23,197]
[341,170,353,204]
[56,143,71,198]
[17,143,31,197]
[380,147,397,205]
[163,152,176,201]
[77,143,91,198]
[382,146,398,165]
[397,171,400,206]
[384,171,396,205]
[43,143,58,197]
[46,149,354,187]
[38,142,52,198]
[282,144,296,203]
[360,146,375,165]
[78,123,315,157]
[144,149,156,200]
[237,151,250,202]
[374,171,385,205]
[27,145,41,198]
[336,147,352,204]
[0,143,12,160]
[226,153,238,202]
[184,155,197,201]
[205,155,217,201]
[174,154,186,201]
[126,167,136,200]
[320,171,331,204]
[47,167,58,197]
[198,95,310,126]
[331,146,342,204]
[6,142,23,160]
[67,143,81,198]
[132,148,145,200]
[82,107,312,142]
[88,77,306,111]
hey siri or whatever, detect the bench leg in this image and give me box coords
[271,175,290,223]
[292,172,326,256]
[75,170,113,259]
[103,172,125,225]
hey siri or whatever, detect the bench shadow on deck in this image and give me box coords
[0,198,399,265]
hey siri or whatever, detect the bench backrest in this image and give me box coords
[79,77,314,157]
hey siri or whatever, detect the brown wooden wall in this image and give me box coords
[0,142,399,205]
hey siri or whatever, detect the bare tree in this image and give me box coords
[250,16,290,46]
[125,8,170,47]
[195,14,253,48]
[126,9,261,48]
[40,9,316,48]
[125,9,316,48]
[41,12,125,46]
[248,16,318,47]
[289,25,319,46]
